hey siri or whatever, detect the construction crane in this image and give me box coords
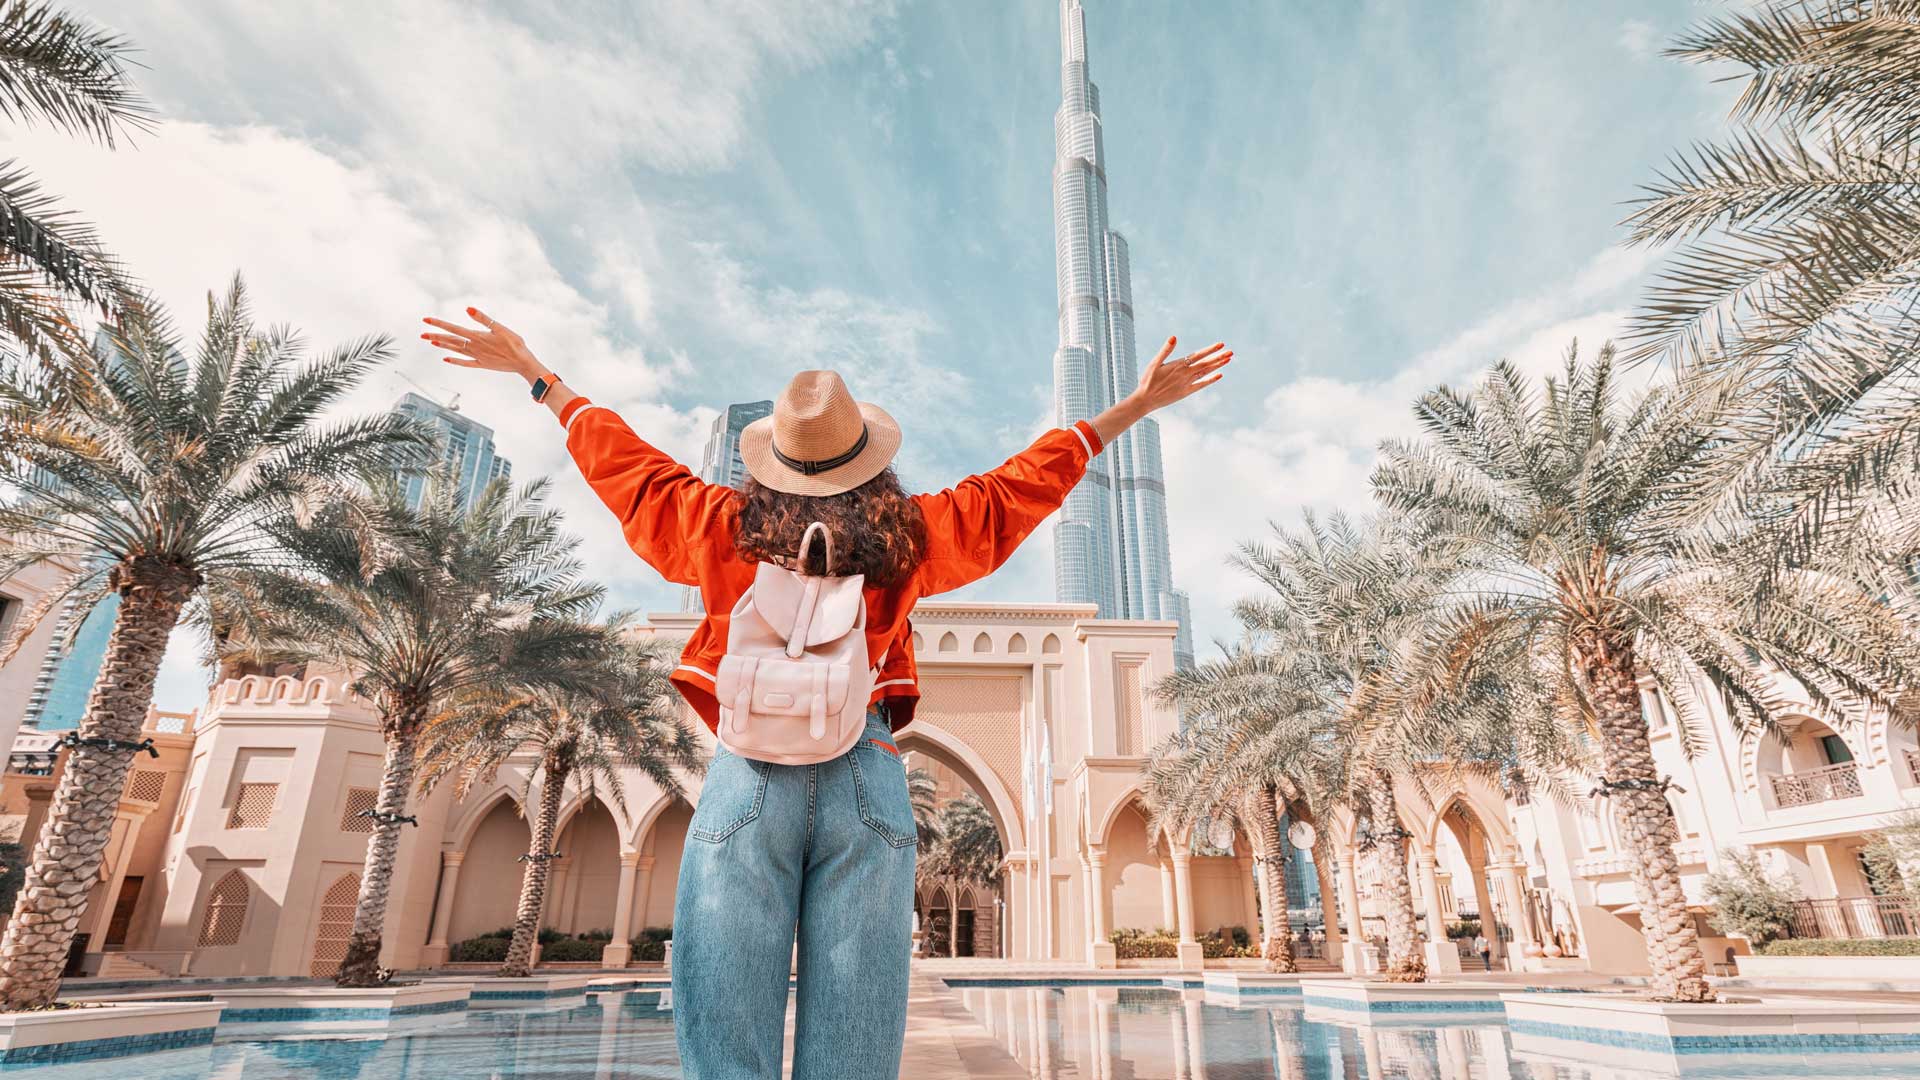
[396,370,461,412]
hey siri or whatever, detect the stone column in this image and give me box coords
[630,854,656,938]
[1236,854,1260,945]
[547,857,573,932]
[1314,850,1344,955]
[1493,857,1539,965]
[1169,845,1203,970]
[1337,848,1372,974]
[949,880,960,958]
[601,851,641,968]
[1466,847,1499,968]
[1088,846,1115,968]
[85,812,138,954]
[1417,850,1461,974]
[422,851,465,966]
[1159,858,1178,931]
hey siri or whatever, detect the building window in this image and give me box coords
[309,873,361,976]
[1116,661,1145,757]
[339,788,379,833]
[198,870,250,947]
[123,769,166,804]
[226,782,280,829]
[1818,733,1854,766]
[0,594,18,645]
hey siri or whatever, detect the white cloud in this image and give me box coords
[88,0,900,204]
[1161,246,1655,655]
[1620,19,1661,62]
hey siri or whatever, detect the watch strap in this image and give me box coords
[531,374,562,402]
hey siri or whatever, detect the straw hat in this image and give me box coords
[739,370,902,496]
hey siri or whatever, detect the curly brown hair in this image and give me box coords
[732,468,928,590]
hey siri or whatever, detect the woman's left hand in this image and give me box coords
[421,307,542,383]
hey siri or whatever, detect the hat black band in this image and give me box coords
[772,424,870,476]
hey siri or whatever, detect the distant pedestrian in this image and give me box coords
[1474,933,1491,970]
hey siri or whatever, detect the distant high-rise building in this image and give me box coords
[1050,0,1193,668]
[393,392,512,513]
[683,400,774,611]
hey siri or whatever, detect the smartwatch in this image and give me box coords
[531,373,562,403]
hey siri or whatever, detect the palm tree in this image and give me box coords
[907,767,943,849]
[1372,344,1920,1001]
[417,628,703,978]
[917,794,1003,956]
[1622,2,1920,563]
[0,0,151,357]
[217,470,605,986]
[1147,649,1327,973]
[0,281,413,1010]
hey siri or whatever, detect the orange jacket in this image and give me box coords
[558,396,1103,732]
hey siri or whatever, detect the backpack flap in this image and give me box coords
[748,561,867,648]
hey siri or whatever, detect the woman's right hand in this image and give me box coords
[1090,336,1232,446]
[421,307,544,384]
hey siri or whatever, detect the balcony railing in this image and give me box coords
[1767,762,1863,808]
[1906,747,1920,786]
[1786,896,1920,940]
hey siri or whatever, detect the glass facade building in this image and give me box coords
[393,392,512,513]
[683,400,774,611]
[1051,0,1193,668]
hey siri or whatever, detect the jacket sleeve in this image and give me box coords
[911,420,1103,596]
[560,398,733,587]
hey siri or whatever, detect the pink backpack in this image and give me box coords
[715,522,876,765]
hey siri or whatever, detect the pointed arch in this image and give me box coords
[309,872,361,976]
[938,631,959,653]
[972,632,993,654]
[448,785,523,852]
[1041,633,1062,654]
[198,870,250,947]
[1007,633,1028,653]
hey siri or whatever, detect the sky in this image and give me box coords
[0,1,1737,713]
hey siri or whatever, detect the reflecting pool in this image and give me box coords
[946,982,1920,1080]
[15,982,1920,1078]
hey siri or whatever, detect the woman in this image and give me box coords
[422,307,1229,1079]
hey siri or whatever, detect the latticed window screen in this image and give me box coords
[339,788,379,833]
[123,769,166,804]
[198,870,250,947]
[1116,662,1145,756]
[226,782,280,829]
[309,873,361,976]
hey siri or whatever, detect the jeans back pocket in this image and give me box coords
[848,733,918,849]
[690,746,771,843]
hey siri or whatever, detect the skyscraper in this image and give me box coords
[1050,0,1194,668]
[682,400,774,611]
[394,392,512,513]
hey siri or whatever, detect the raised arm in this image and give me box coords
[913,336,1231,595]
[422,307,727,586]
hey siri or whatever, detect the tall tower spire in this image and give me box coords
[1050,0,1194,668]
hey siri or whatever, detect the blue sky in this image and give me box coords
[1,1,1734,711]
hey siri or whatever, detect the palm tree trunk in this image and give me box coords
[1250,787,1296,973]
[0,564,194,1011]
[336,709,422,987]
[1368,777,1426,983]
[501,763,567,978]
[1576,632,1713,1002]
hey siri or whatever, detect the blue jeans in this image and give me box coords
[672,709,918,1079]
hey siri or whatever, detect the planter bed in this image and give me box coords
[1301,979,1511,1024]
[1732,954,1920,988]
[1502,991,1920,1076]
[0,1000,222,1066]
[426,973,595,1006]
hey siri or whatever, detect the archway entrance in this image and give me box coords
[899,734,1014,960]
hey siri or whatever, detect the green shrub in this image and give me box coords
[449,935,510,962]
[1702,848,1801,946]
[1446,919,1481,940]
[1109,928,1177,959]
[537,927,565,945]
[1756,937,1920,957]
[538,936,607,962]
[1199,928,1260,959]
[0,843,24,925]
[630,926,672,962]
